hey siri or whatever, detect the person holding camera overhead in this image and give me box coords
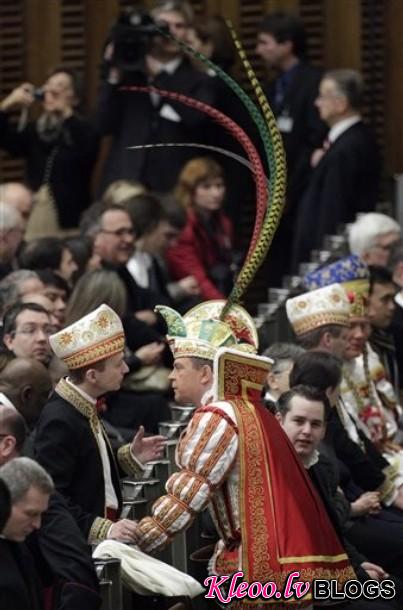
[0,68,99,236]
[96,0,217,195]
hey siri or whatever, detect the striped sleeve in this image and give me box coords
[136,407,238,553]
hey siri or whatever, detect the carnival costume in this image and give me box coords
[133,300,354,608]
[35,305,143,542]
[96,25,354,606]
[304,255,403,502]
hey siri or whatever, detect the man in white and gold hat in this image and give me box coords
[34,304,166,544]
[286,282,351,357]
[300,257,403,512]
[131,300,354,607]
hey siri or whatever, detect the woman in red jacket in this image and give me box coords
[166,157,234,300]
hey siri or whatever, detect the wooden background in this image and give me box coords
[1,0,402,185]
[1,0,401,308]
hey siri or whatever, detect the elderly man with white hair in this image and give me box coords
[349,212,401,267]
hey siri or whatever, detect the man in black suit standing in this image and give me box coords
[256,12,326,284]
[292,69,380,270]
[97,0,216,194]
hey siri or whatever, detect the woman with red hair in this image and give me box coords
[166,157,234,300]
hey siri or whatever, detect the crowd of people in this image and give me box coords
[0,2,400,610]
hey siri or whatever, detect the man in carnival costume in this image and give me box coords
[132,299,354,607]
[304,255,403,510]
[34,304,166,544]
[96,21,354,607]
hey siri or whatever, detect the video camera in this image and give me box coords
[106,6,170,71]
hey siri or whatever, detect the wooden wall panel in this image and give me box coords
[361,0,385,153]
[0,0,402,184]
[0,1,25,182]
[299,0,324,66]
[83,0,119,110]
[384,0,403,174]
[25,0,62,85]
[323,0,361,70]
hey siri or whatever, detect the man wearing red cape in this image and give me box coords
[135,299,355,608]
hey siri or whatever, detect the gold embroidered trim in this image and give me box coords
[294,312,349,336]
[117,444,142,477]
[137,516,171,552]
[63,333,124,369]
[88,516,114,543]
[56,377,98,424]
[171,338,216,360]
[56,378,122,514]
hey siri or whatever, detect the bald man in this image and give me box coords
[0,358,52,430]
[0,401,26,464]
[0,182,33,229]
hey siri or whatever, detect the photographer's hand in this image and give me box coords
[1,83,35,112]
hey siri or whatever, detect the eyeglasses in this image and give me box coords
[100,228,134,238]
[13,325,55,337]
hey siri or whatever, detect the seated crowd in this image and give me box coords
[1,176,403,609]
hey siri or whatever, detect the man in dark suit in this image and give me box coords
[292,69,380,270]
[0,366,102,610]
[277,386,403,610]
[256,12,326,284]
[96,0,216,194]
[0,457,54,610]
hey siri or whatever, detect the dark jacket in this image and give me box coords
[308,454,368,581]
[34,392,124,539]
[292,121,380,268]
[96,57,216,193]
[0,539,43,610]
[264,61,326,210]
[26,492,102,610]
[323,407,387,491]
[0,112,99,228]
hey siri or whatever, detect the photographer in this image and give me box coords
[96,0,217,194]
[0,68,99,234]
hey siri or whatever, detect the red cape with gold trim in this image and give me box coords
[211,349,355,607]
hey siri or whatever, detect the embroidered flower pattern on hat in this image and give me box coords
[49,304,125,369]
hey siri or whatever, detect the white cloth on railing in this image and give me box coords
[93,540,204,598]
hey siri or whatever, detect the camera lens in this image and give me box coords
[34,88,44,101]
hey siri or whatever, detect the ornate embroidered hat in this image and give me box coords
[304,254,369,319]
[286,283,351,336]
[156,300,258,361]
[49,304,125,369]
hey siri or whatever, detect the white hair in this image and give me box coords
[0,201,22,232]
[348,213,401,256]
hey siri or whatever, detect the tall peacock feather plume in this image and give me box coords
[163,24,287,317]
[123,85,269,263]
[124,23,287,318]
